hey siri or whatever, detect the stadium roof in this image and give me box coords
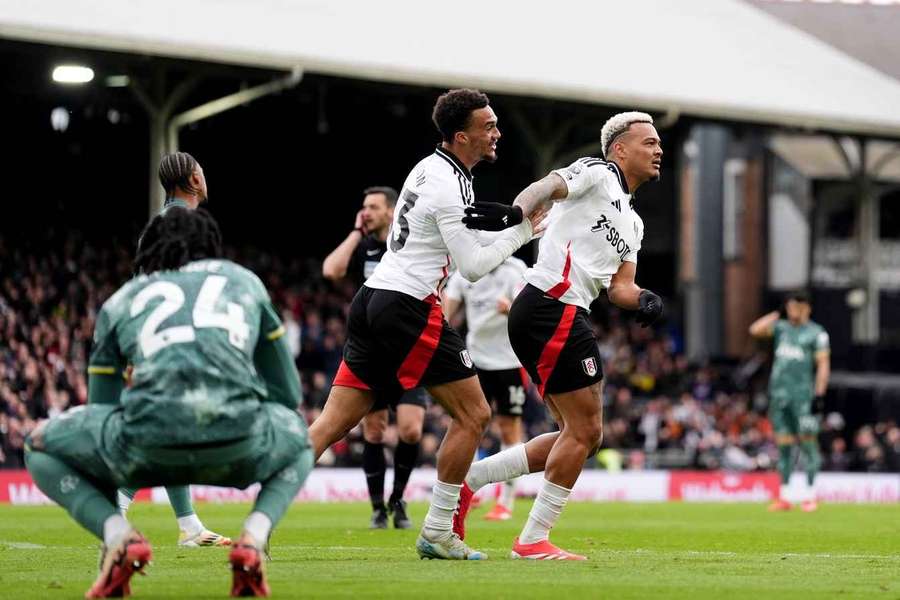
[3,0,900,138]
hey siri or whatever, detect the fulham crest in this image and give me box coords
[582,357,598,377]
[460,349,473,368]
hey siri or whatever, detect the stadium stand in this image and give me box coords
[2,232,897,473]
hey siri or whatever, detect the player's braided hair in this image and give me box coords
[432,89,490,143]
[134,207,223,275]
[158,152,200,197]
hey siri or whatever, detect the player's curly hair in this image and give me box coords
[432,89,490,143]
[158,152,200,197]
[134,207,223,275]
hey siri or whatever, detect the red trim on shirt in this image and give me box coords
[397,295,444,389]
[546,242,572,299]
[535,304,577,397]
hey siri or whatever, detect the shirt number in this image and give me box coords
[390,189,419,252]
[131,275,250,358]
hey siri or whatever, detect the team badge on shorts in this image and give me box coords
[582,357,598,377]
[460,350,473,368]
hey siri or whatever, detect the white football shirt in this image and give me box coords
[525,158,645,311]
[366,146,533,300]
[444,257,527,371]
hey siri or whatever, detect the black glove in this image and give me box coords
[814,393,826,415]
[635,290,663,328]
[462,202,523,231]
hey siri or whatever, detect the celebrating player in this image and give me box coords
[115,152,231,548]
[323,186,426,530]
[25,208,313,597]
[749,291,830,512]
[307,88,545,561]
[456,111,665,560]
[443,256,530,521]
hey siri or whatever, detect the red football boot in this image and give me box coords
[85,529,152,599]
[230,534,270,597]
[510,537,587,561]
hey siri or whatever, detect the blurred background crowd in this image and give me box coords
[3,231,898,473]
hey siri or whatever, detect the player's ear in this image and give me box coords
[454,130,469,146]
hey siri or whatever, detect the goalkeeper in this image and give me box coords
[25,208,311,598]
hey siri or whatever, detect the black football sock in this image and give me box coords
[363,441,386,510]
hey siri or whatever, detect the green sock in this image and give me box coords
[800,440,821,487]
[252,450,314,527]
[166,486,195,518]
[25,450,117,540]
[777,444,794,485]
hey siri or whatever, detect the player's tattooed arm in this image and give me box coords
[513,173,569,217]
[748,310,780,338]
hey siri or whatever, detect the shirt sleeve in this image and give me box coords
[815,328,831,354]
[434,182,533,283]
[443,271,466,302]
[87,305,125,378]
[623,214,644,264]
[552,158,608,201]
[250,274,303,409]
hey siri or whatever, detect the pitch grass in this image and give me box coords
[1,501,898,599]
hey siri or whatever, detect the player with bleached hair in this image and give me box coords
[457,111,665,560]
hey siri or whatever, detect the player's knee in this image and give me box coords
[398,422,422,444]
[362,413,388,443]
[458,398,491,433]
[573,420,603,450]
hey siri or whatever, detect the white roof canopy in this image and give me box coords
[3,0,900,137]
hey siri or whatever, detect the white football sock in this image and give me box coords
[498,481,516,510]
[117,491,133,515]
[421,480,461,541]
[519,479,571,545]
[465,444,529,492]
[243,512,272,548]
[177,513,204,535]
[103,514,131,548]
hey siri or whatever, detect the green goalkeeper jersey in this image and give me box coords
[88,259,290,446]
[769,319,829,401]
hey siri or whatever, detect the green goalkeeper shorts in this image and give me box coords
[768,394,818,437]
[26,402,310,490]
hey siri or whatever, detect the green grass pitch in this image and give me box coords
[1,501,898,599]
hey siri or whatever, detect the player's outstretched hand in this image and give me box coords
[636,289,663,327]
[462,202,523,231]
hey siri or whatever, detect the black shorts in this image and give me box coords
[370,387,429,413]
[507,284,603,397]
[334,286,476,394]
[477,368,529,417]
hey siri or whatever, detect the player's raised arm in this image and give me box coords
[322,210,367,281]
[749,310,780,338]
[607,261,663,328]
[438,194,544,282]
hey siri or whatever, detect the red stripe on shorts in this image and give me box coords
[535,304,577,397]
[546,242,573,299]
[518,367,531,389]
[397,295,444,389]
[333,360,371,390]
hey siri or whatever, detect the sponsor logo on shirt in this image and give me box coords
[590,215,632,261]
[775,343,806,361]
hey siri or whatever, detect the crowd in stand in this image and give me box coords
[2,233,899,474]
